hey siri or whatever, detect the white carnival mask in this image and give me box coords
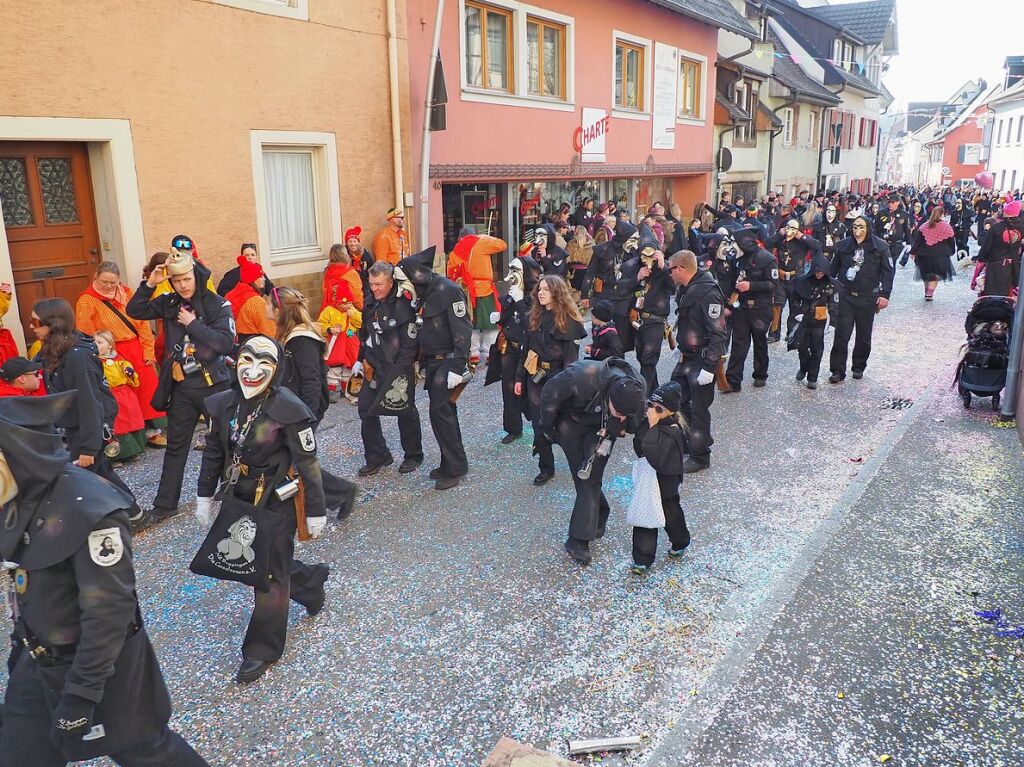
[505,258,524,301]
[826,207,837,222]
[623,231,640,253]
[236,335,279,400]
[0,450,16,505]
[392,265,417,302]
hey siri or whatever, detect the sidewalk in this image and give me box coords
[651,370,1024,766]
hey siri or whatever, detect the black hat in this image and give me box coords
[637,223,660,254]
[0,356,41,382]
[0,392,73,502]
[649,381,682,413]
[887,193,901,203]
[608,377,646,417]
[396,246,437,286]
[591,300,614,322]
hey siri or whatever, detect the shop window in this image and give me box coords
[527,17,565,99]
[465,1,513,92]
[615,40,645,111]
[678,58,702,119]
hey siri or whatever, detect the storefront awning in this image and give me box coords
[430,159,713,182]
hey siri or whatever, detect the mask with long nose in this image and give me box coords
[504,258,525,302]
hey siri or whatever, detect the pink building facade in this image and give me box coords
[406,0,756,260]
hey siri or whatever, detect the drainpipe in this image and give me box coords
[386,0,404,213]
[999,263,1024,421]
[767,94,798,192]
[417,0,446,252]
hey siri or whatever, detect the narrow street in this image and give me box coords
[46,260,1019,766]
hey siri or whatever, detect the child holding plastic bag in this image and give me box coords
[627,381,691,574]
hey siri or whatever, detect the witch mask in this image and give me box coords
[505,258,525,302]
[237,336,279,400]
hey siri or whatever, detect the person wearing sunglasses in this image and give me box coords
[217,242,275,297]
[628,381,691,574]
[372,207,410,266]
[827,215,894,383]
[764,220,824,343]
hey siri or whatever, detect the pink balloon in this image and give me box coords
[975,171,994,188]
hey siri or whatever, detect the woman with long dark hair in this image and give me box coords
[514,275,585,486]
[31,298,140,513]
[910,207,956,301]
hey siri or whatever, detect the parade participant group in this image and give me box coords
[1,184,1022,765]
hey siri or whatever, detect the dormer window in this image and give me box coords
[832,38,855,72]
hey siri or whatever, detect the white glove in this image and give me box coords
[509,286,524,303]
[696,369,715,387]
[351,361,363,377]
[195,497,216,527]
[669,348,682,365]
[447,371,464,389]
[307,516,326,539]
[489,311,500,324]
[794,314,804,323]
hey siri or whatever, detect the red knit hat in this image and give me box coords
[332,279,354,304]
[238,255,264,284]
[344,226,362,243]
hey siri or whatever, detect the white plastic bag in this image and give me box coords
[625,458,666,529]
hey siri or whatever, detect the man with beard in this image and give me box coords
[0,393,209,765]
[616,224,672,392]
[828,216,894,382]
[537,358,646,565]
[487,254,542,444]
[354,261,424,476]
[813,203,848,262]
[724,228,778,391]
[394,248,473,489]
[668,251,728,472]
[764,220,824,342]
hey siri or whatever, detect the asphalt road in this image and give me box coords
[6,259,1020,767]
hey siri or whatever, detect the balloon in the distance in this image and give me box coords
[975,171,994,189]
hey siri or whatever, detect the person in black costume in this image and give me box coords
[812,203,848,262]
[0,392,209,766]
[873,193,912,267]
[579,240,618,309]
[791,253,836,388]
[617,224,672,391]
[196,335,330,684]
[271,287,358,518]
[30,298,140,518]
[585,300,623,361]
[607,221,639,352]
[394,248,473,490]
[538,358,646,565]
[353,261,425,476]
[724,228,778,391]
[828,216,894,382]
[487,254,542,445]
[764,220,823,341]
[126,248,234,528]
[514,275,585,486]
[628,382,691,574]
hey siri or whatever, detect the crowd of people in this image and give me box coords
[1,182,1021,764]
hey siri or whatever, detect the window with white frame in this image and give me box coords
[250,131,341,267]
[615,39,646,110]
[678,56,702,119]
[1018,116,1024,143]
[526,16,566,99]
[465,1,513,92]
[211,0,308,20]
[807,109,818,147]
[781,108,794,145]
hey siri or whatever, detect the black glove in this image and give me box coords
[50,693,95,750]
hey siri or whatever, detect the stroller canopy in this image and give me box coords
[965,296,1015,335]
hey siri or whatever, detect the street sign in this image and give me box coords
[941,166,950,175]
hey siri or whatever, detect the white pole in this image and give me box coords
[386,0,404,212]
[418,0,446,253]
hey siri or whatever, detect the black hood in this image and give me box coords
[612,220,637,246]
[807,253,831,277]
[637,223,660,254]
[237,334,287,396]
[520,255,543,292]
[396,246,437,287]
[734,227,761,255]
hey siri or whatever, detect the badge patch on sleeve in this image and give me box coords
[88,527,124,567]
[708,304,722,319]
[453,301,467,318]
[407,322,418,339]
[298,427,316,452]
[771,268,779,280]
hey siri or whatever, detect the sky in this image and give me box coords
[874,0,1018,107]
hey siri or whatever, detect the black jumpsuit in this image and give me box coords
[617,256,672,392]
[725,246,778,389]
[630,418,691,566]
[494,293,531,438]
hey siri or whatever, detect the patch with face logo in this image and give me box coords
[453,301,467,318]
[708,304,722,319]
[236,336,279,400]
[297,427,316,452]
[88,527,124,567]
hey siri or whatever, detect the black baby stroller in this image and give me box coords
[955,295,1015,410]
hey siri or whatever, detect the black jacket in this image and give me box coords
[633,418,686,497]
[874,206,912,246]
[733,247,778,309]
[282,328,330,424]
[617,257,672,318]
[538,357,645,435]
[792,254,837,327]
[588,323,623,361]
[516,311,584,385]
[359,284,420,372]
[830,234,895,299]
[126,262,235,392]
[580,241,618,300]
[673,270,728,373]
[813,218,848,255]
[42,334,117,457]
[415,275,473,372]
[765,232,823,275]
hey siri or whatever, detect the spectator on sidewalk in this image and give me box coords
[217,242,275,297]
[372,208,410,265]
[0,356,43,397]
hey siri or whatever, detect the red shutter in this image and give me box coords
[859,118,866,146]
[845,112,855,149]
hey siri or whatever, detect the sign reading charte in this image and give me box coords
[573,108,609,163]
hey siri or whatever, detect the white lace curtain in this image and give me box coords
[263,150,317,252]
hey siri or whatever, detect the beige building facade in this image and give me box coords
[0,0,412,351]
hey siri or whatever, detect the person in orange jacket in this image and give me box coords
[372,208,410,265]
[224,257,276,342]
[447,227,507,365]
[322,242,365,311]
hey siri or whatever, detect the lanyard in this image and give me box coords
[225,402,263,486]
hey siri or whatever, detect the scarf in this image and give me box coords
[225,281,260,319]
[85,282,128,307]
[920,220,955,247]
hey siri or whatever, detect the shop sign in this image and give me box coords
[652,43,678,150]
[573,108,609,163]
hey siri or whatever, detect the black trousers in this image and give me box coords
[671,361,714,465]
[357,377,423,466]
[613,310,635,354]
[66,429,140,517]
[726,306,772,387]
[243,508,325,662]
[526,376,554,473]
[634,319,666,392]
[798,323,826,382]
[423,361,468,478]
[631,493,690,566]
[556,419,612,545]
[829,295,877,376]
[781,281,800,335]
[154,380,229,510]
[0,650,208,767]
[500,347,524,437]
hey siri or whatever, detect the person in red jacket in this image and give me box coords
[0,357,44,397]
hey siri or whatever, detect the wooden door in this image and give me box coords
[0,142,101,340]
